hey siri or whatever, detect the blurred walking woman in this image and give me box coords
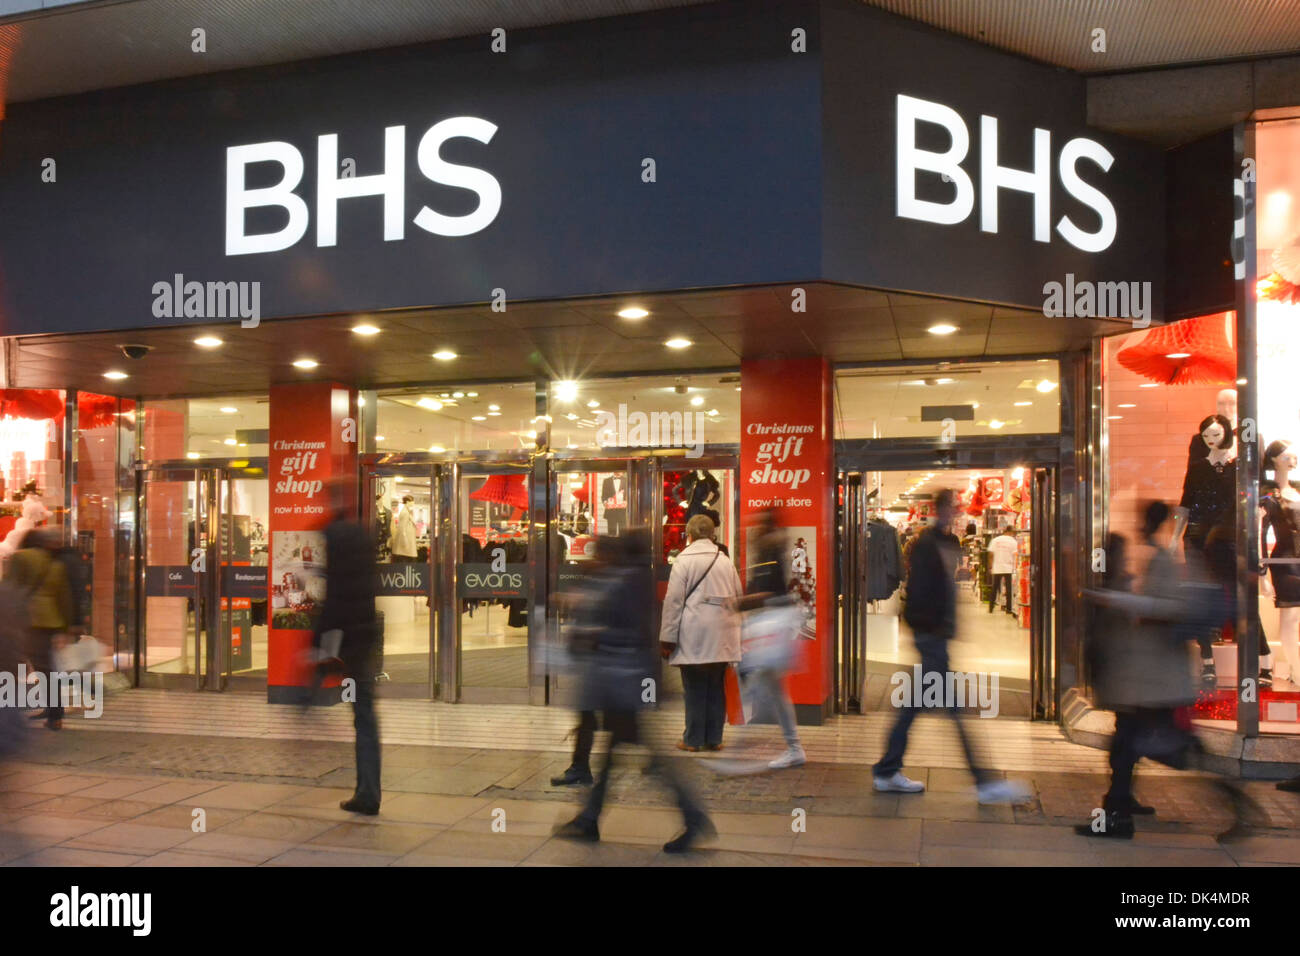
[12,529,73,730]
[659,514,742,752]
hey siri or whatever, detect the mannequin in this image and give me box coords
[600,472,628,535]
[391,494,417,559]
[674,469,720,521]
[1261,440,1300,683]
[1186,389,1237,467]
[1173,414,1236,553]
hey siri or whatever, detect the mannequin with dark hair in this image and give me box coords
[1174,414,1236,556]
[1261,439,1300,686]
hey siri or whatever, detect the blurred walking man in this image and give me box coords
[872,489,1029,805]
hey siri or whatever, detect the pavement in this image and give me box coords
[3,694,1300,866]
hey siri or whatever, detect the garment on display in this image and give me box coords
[675,470,720,523]
[600,473,628,536]
[865,515,903,601]
[391,496,418,559]
[1176,414,1236,554]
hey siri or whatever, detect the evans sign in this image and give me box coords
[896,94,1116,253]
[226,117,501,256]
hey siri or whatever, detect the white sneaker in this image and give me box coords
[873,772,925,793]
[769,746,807,770]
[976,780,1032,805]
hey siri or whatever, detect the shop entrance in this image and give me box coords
[836,442,1058,720]
[138,460,269,690]
[548,450,739,706]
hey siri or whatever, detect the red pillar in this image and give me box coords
[739,358,836,719]
[267,383,357,703]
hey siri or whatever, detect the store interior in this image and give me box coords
[856,468,1036,717]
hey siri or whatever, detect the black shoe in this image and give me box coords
[1277,775,1300,793]
[339,798,379,816]
[663,816,716,853]
[553,817,600,842]
[1074,812,1134,839]
[550,766,594,787]
[1127,798,1156,815]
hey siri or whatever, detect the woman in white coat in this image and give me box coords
[659,514,742,751]
[391,495,417,559]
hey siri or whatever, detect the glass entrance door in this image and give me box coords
[139,461,269,690]
[455,463,532,703]
[366,463,436,696]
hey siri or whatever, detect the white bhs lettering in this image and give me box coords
[226,117,501,256]
[895,93,1116,253]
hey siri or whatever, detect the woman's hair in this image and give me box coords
[402,495,413,504]
[685,514,715,541]
[1197,413,1234,450]
[1263,438,1294,475]
[1101,532,1128,588]
[1141,500,1171,539]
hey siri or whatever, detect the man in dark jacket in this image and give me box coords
[315,506,382,815]
[872,490,1029,805]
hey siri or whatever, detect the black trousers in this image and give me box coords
[605,508,626,535]
[577,709,706,829]
[989,573,1013,613]
[350,666,382,808]
[570,709,598,770]
[28,627,64,722]
[680,662,728,748]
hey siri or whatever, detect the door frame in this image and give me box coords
[833,436,1062,718]
[135,458,269,692]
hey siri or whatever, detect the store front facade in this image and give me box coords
[7,0,1255,729]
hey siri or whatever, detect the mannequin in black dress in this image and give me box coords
[674,470,721,522]
[1186,390,1237,468]
[1174,415,1245,686]
[1261,440,1300,684]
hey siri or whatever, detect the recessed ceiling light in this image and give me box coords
[555,381,579,402]
[1035,380,1058,393]
[1235,378,1247,386]
[472,416,487,422]
[467,391,478,397]
[690,396,704,406]
[706,408,719,416]
[1139,383,1160,388]
[292,358,318,369]
[429,445,446,453]
[664,338,692,349]
[488,404,500,411]
[565,412,579,420]
[587,400,600,408]
[453,391,465,398]
[351,324,380,336]
[375,435,386,441]
[220,406,237,414]
[1108,415,1123,420]
[988,420,1005,429]
[618,306,649,320]
[1165,352,1191,359]
[432,350,457,361]
[488,411,501,417]
[416,397,443,410]
[1013,401,1032,407]
[103,370,128,380]
[186,452,200,460]
[223,438,237,446]
[935,377,955,385]
[194,336,223,348]
[1117,403,1137,408]
[928,324,958,335]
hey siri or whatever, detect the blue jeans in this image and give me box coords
[742,668,800,747]
[873,633,989,785]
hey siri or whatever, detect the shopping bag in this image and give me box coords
[738,605,801,676]
[724,664,745,725]
[52,636,108,674]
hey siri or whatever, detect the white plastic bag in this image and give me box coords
[739,604,802,675]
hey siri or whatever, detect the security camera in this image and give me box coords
[119,344,152,360]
